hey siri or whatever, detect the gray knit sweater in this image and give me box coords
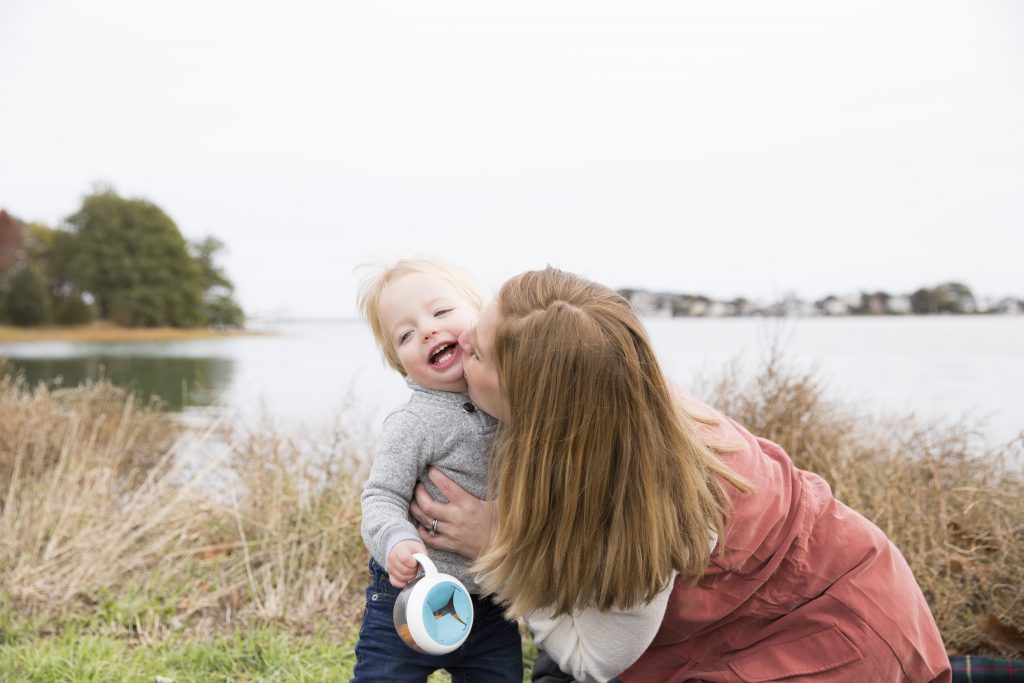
[360,379,497,593]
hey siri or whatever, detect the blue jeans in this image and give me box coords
[351,558,523,682]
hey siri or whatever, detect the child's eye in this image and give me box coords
[398,330,412,344]
[434,308,453,318]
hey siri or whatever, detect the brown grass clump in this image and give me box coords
[0,364,372,641]
[700,350,1024,658]
[183,412,372,633]
[0,367,213,609]
[0,369,174,499]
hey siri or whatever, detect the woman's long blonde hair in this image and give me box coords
[475,267,749,618]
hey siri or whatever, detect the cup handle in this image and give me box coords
[412,552,438,577]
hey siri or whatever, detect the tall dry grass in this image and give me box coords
[0,363,373,641]
[1,354,1021,658]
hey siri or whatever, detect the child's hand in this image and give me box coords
[387,540,427,588]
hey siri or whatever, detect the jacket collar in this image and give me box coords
[404,377,472,406]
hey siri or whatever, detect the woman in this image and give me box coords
[411,267,951,683]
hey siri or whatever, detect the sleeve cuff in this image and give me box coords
[382,523,422,565]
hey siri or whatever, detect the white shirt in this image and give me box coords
[525,532,717,683]
[526,573,676,683]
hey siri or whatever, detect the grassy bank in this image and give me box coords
[0,622,359,681]
[0,356,1021,680]
[0,324,260,343]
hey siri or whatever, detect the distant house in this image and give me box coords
[997,298,1023,315]
[729,298,754,317]
[0,209,25,273]
[689,299,709,317]
[628,290,671,318]
[888,295,912,314]
[976,297,1000,314]
[707,301,732,317]
[816,295,849,316]
[863,292,890,315]
[772,292,814,317]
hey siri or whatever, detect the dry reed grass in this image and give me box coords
[0,362,372,642]
[196,412,372,634]
[1,353,1021,658]
[0,371,174,497]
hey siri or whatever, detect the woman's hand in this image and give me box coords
[410,467,494,560]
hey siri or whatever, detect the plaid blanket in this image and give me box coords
[949,656,1024,682]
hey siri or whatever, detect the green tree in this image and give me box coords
[4,264,52,326]
[63,188,204,327]
[729,297,750,316]
[21,222,96,325]
[911,283,975,314]
[189,237,244,327]
[934,282,975,313]
[911,287,938,314]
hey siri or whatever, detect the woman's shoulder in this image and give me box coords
[668,381,719,418]
[669,382,743,441]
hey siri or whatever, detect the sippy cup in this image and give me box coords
[393,553,474,655]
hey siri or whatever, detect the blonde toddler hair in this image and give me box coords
[356,256,488,376]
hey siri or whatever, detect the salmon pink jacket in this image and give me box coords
[621,396,952,683]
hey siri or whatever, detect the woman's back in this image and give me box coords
[624,395,951,683]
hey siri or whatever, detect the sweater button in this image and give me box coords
[462,402,476,413]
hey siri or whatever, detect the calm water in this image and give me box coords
[2,317,1022,445]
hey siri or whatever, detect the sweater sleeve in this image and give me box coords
[360,410,434,566]
[525,573,676,683]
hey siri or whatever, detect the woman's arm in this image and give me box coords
[409,467,494,559]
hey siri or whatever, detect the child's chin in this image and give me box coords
[444,373,469,393]
[423,369,467,392]
[442,369,468,389]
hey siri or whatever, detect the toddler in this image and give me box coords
[351,257,522,682]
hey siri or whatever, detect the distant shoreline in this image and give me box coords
[0,324,268,343]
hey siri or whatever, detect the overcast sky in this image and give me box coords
[2,1,1022,318]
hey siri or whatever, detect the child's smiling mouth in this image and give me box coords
[428,341,459,370]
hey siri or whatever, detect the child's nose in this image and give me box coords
[422,328,437,341]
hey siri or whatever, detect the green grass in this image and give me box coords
[0,603,538,682]
[0,624,358,682]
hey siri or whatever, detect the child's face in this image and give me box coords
[377,272,478,393]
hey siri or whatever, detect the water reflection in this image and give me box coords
[4,355,235,411]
